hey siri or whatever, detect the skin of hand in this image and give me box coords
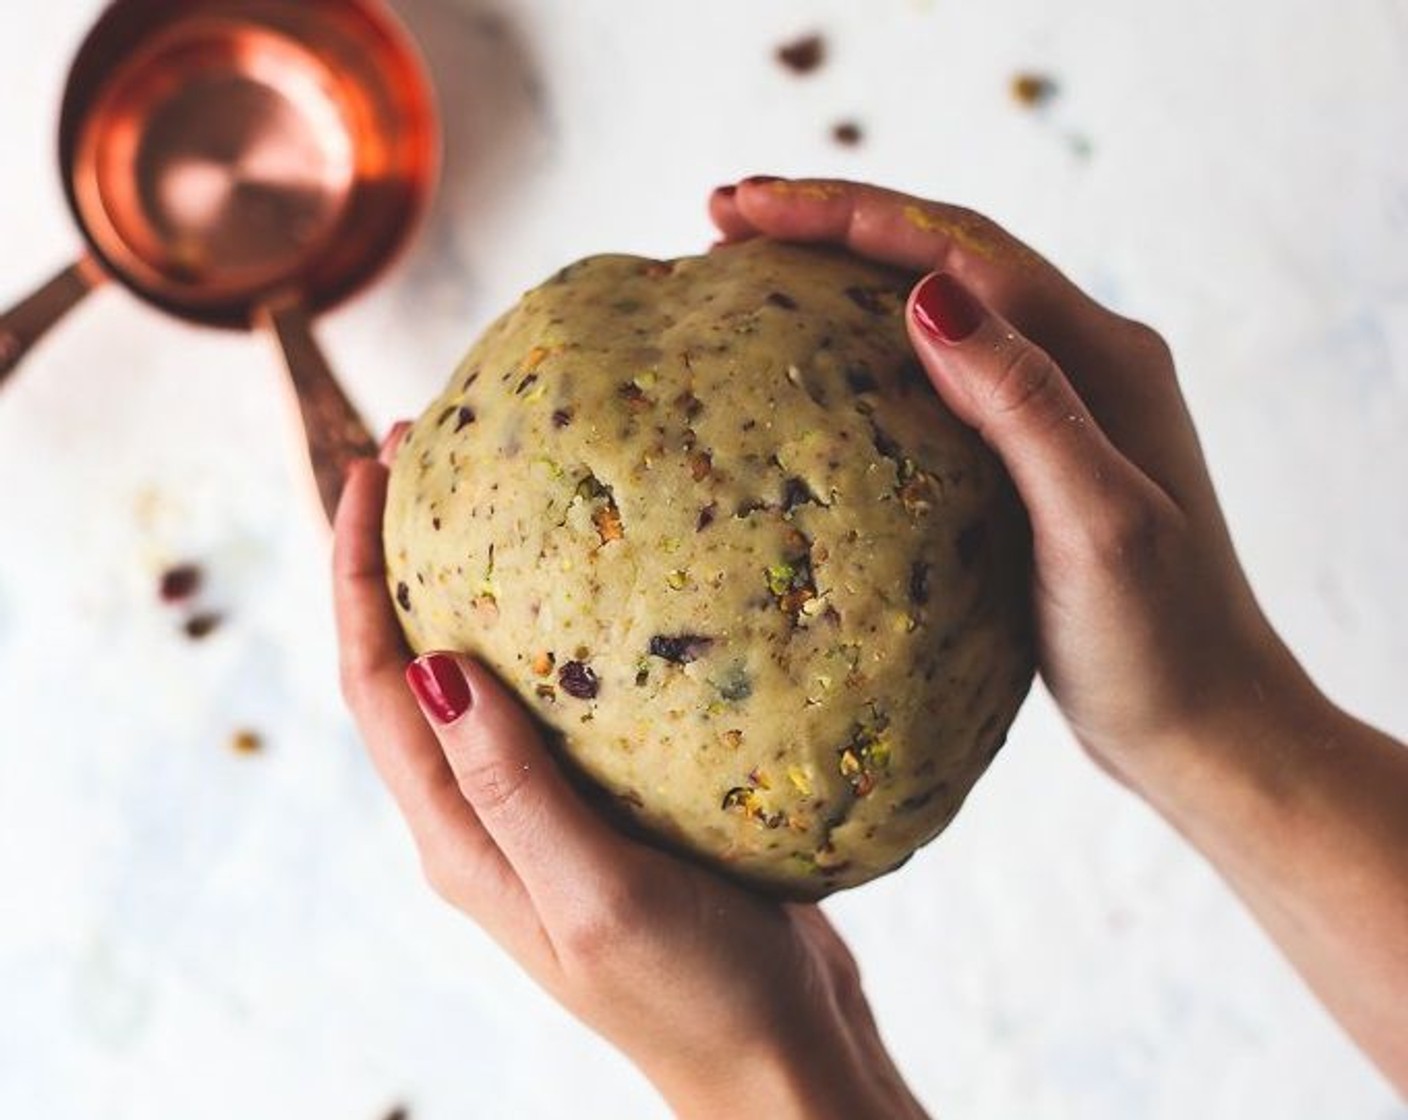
[333,434,930,1120]
[710,177,1408,1096]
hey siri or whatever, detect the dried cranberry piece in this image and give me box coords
[558,660,599,700]
[159,563,202,603]
[909,561,931,606]
[648,634,714,665]
[776,33,825,74]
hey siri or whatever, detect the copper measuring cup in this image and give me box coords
[0,0,438,520]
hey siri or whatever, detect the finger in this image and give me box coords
[726,175,1064,291]
[333,459,406,689]
[405,653,640,927]
[906,272,1177,545]
[379,419,412,465]
[333,463,545,960]
[723,176,1137,403]
[708,181,763,243]
[724,178,1211,514]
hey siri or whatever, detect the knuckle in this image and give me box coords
[1082,491,1169,577]
[987,343,1062,418]
[1119,316,1175,367]
[558,878,650,969]
[453,753,532,816]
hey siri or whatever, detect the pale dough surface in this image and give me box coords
[384,240,1033,896]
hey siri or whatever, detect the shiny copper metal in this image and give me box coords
[1,0,438,520]
[61,0,438,328]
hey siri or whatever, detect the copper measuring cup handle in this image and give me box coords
[0,257,106,386]
[262,302,379,524]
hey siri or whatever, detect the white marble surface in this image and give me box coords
[2,0,1407,1116]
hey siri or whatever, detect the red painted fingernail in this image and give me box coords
[406,653,473,724]
[912,273,985,343]
[741,175,782,186]
[714,184,737,198]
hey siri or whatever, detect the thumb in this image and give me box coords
[404,652,629,914]
[906,272,1150,532]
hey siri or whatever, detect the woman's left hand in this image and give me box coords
[332,429,929,1120]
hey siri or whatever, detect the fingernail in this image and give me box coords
[714,184,737,198]
[406,653,473,724]
[912,273,985,343]
[741,175,782,186]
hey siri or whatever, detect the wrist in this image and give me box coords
[647,1011,929,1120]
[1108,636,1339,836]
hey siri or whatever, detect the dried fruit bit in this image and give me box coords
[158,563,202,603]
[396,581,412,611]
[696,503,718,532]
[454,406,477,431]
[844,286,888,315]
[909,560,931,606]
[592,500,624,544]
[551,408,574,428]
[531,651,555,676]
[1011,71,1059,108]
[748,767,771,790]
[666,570,688,590]
[898,472,935,514]
[766,549,817,617]
[766,291,799,311]
[649,634,714,665]
[523,345,551,370]
[674,390,704,419]
[535,683,557,702]
[776,32,825,75]
[722,729,744,750]
[230,729,263,755]
[722,785,785,829]
[870,422,903,463]
[838,721,892,797]
[831,121,863,146]
[781,476,817,511]
[184,612,223,640]
[617,382,653,412]
[471,593,499,621]
[787,766,813,796]
[514,372,539,397]
[688,451,713,481]
[558,660,599,700]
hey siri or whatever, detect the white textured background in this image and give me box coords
[2,1,1406,1117]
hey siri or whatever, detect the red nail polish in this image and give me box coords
[715,184,737,198]
[912,273,985,343]
[406,653,473,724]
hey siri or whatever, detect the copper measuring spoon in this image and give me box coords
[0,0,438,520]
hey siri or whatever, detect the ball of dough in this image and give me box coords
[383,240,1033,897]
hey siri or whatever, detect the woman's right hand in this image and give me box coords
[712,177,1302,786]
[710,178,1408,1096]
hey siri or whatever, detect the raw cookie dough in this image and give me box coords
[384,239,1034,897]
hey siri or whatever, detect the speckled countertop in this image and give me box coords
[2,1,1406,1117]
